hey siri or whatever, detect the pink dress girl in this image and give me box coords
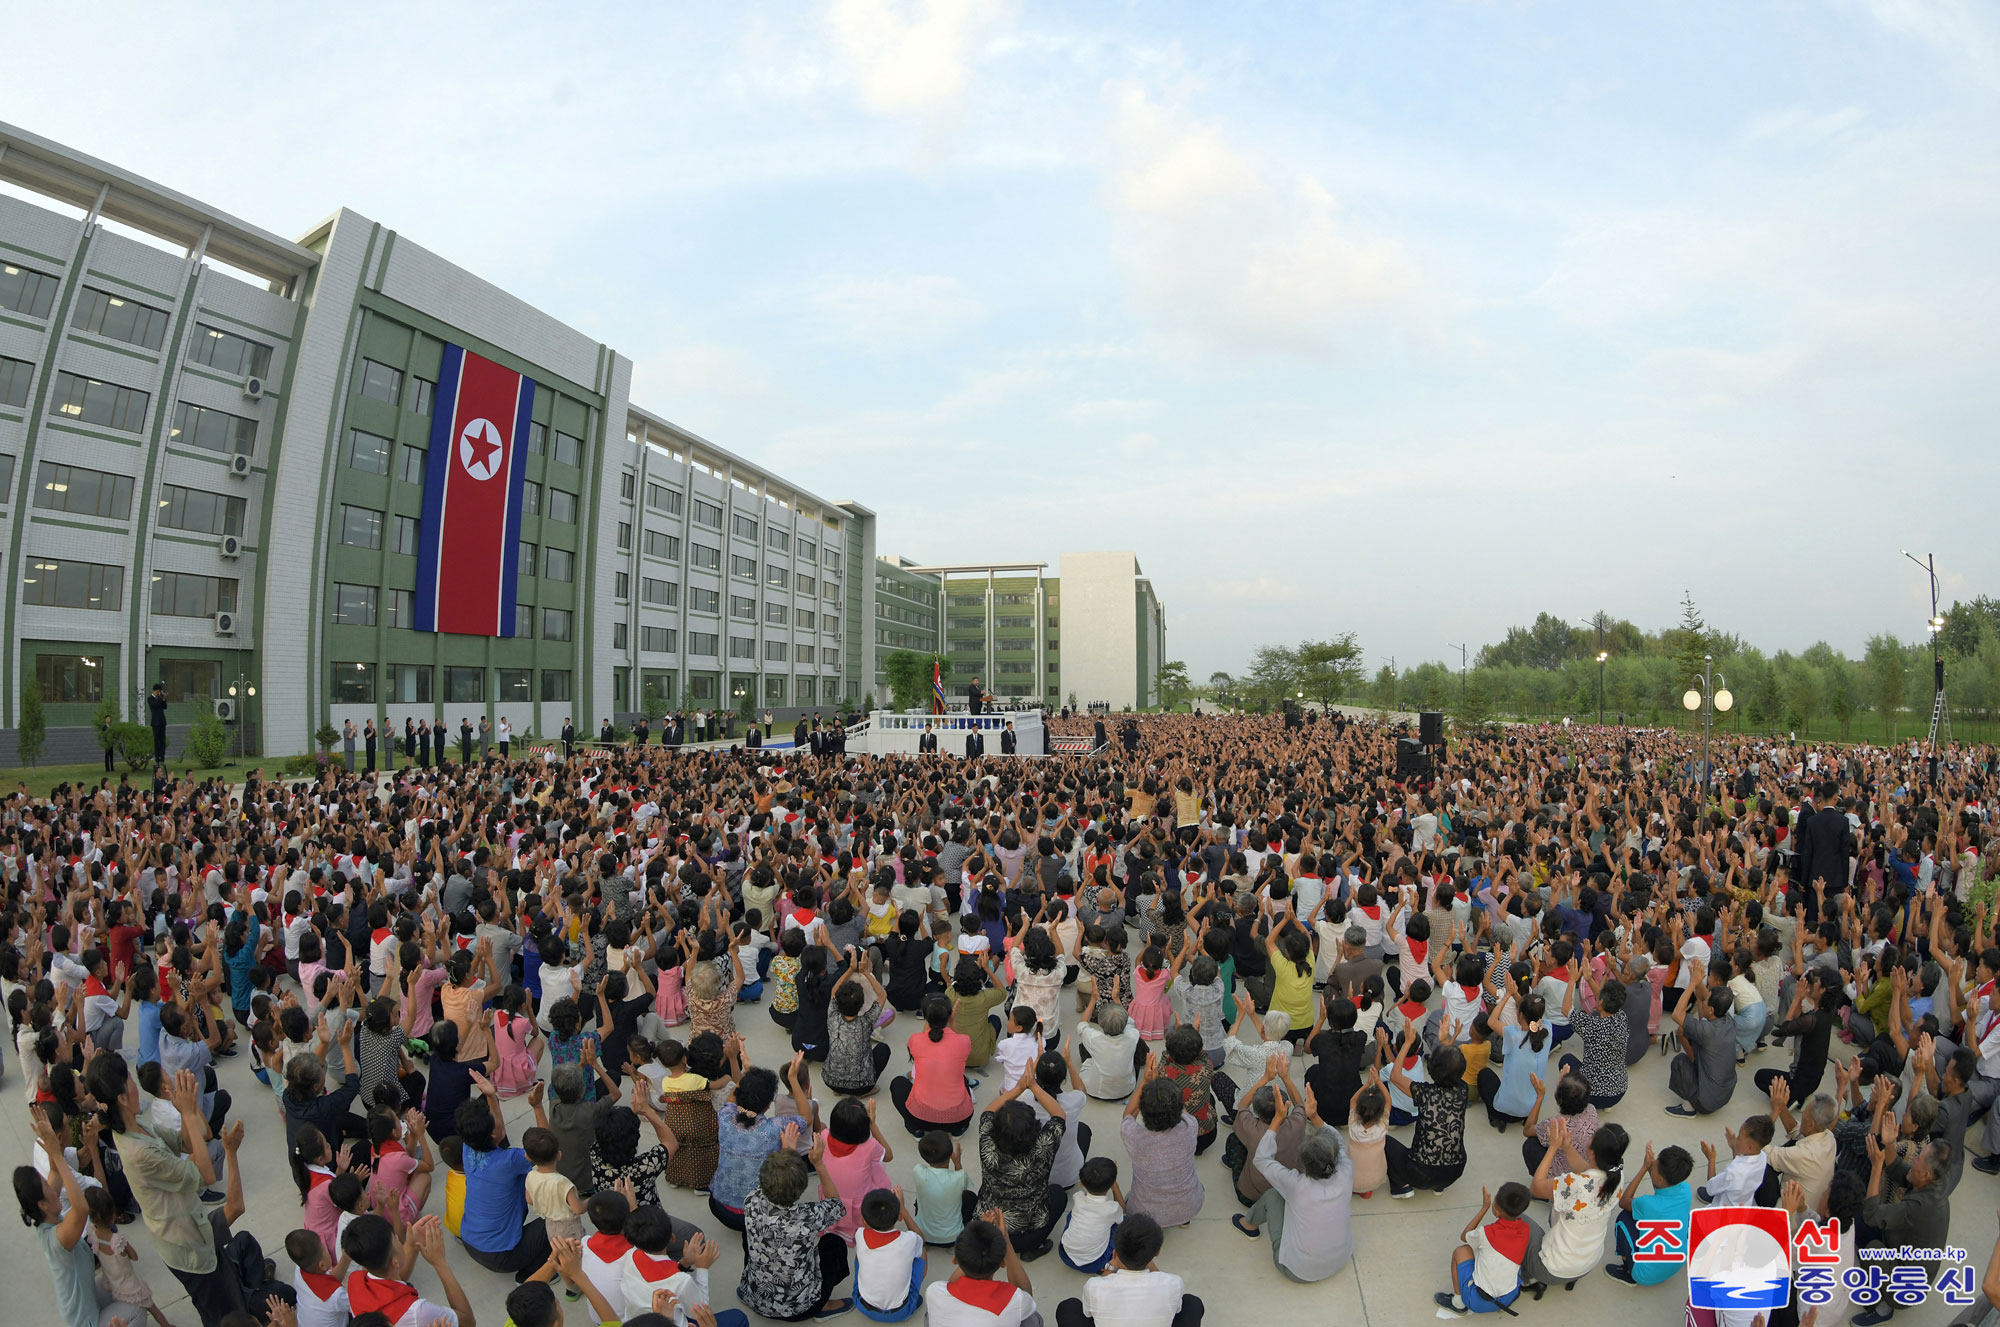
[1129,963,1173,1041]
[654,960,688,1027]
[490,1009,539,1097]
[821,1135,892,1244]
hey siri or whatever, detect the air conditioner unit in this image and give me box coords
[229,453,251,478]
[214,610,236,636]
[242,376,265,401]
[219,534,242,559]
[214,697,236,722]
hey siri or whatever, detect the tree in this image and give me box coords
[1865,634,1907,739]
[112,722,152,772]
[1940,596,2000,658]
[1296,635,1364,708]
[881,650,950,712]
[1824,657,1856,739]
[1245,644,1300,712]
[1369,664,1399,710]
[1157,660,1193,711]
[1670,591,1712,690]
[184,697,230,769]
[1452,668,1495,731]
[16,676,45,767]
[93,695,120,756]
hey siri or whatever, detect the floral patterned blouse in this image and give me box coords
[737,1190,848,1319]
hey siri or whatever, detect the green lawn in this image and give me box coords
[0,758,257,799]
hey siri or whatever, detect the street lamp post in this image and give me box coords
[1901,549,1947,774]
[1680,653,1732,792]
[1595,651,1608,726]
[226,673,257,761]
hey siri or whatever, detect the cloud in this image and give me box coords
[803,272,986,347]
[1065,398,1157,421]
[1849,0,2000,87]
[1100,82,1420,360]
[1741,104,1870,148]
[825,0,1013,115]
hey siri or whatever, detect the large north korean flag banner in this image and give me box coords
[414,344,535,636]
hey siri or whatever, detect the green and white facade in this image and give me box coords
[0,121,870,760]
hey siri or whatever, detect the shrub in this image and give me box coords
[112,722,154,772]
[184,698,230,769]
[16,677,46,767]
[282,753,321,778]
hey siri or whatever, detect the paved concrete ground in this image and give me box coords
[4,995,1990,1326]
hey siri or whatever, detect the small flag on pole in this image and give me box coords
[932,658,946,714]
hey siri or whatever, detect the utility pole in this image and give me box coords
[1450,644,1468,701]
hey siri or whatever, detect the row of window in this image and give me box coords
[35,653,220,705]
[612,619,842,667]
[0,446,244,538]
[328,583,572,640]
[875,574,937,606]
[345,429,579,521]
[629,671,849,708]
[623,471,839,570]
[19,558,237,616]
[330,661,572,705]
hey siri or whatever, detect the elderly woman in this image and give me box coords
[1385,1040,1469,1198]
[822,951,892,1094]
[975,1062,1069,1257]
[453,1069,552,1277]
[1119,1064,1204,1228]
[737,1126,853,1321]
[587,1101,674,1198]
[1232,1054,1354,1283]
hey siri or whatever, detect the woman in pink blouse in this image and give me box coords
[888,995,974,1137]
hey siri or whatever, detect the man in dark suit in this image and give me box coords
[561,717,576,760]
[599,718,615,745]
[965,726,984,759]
[794,716,810,751]
[1797,781,1854,923]
[919,724,938,753]
[1093,717,1108,750]
[1000,722,1017,755]
[967,678,984,715]
[459,718,474,764]
[147,682,170,763]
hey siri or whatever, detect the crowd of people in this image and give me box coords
[8,705,2000,1327]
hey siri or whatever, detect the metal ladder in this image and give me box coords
[1928,685,1951,750]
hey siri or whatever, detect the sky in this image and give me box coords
[6,0,1997,680]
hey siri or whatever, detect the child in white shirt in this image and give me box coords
[854,1187,926,1318]
[1059,1157,1124,1273]
[1699,1115,1775,1206]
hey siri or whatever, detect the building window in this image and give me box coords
[151,570,238,618]
[690,587,719,614]
[528,423,547,455]
[545,488,575,524]
[688,631,717,656]
[646,482,680,515]
[688,674,716,701]
[387,589,413,628]
[0,262,60,319]
[767,528,790,553]
[392,514,419,555]
[170,402,258,455]
[358,359,402,405]
[445,667,483,703]
[950,616,984,631]
[824,647,840,665]
[515,604,533,637]
[690,543,720,571]
[543,547,574,582]
[641,626,677,653]
[384,663,432,703]
[732,513,758,540]
[51,372,148,433]
[825,613,839,634]
[764,640,786,662]
[347,429,391,475]
[0,355,31,409]
[796,643,815,663]
[159,659,221,704]
[542,608,572,641]
[408,377,434,417]
[521,482,540,516]
[799,538,817,562]
[644,530,679,561]
[730,554,757,581]
[797,609,815,630]
[157,484,245,536]
[730,636,756,660]
[764,564,788,589]
[73,287,169,350]
[497,668,531,701]
[331,582,377,626]
[642,577,676,607]
[338,504,383,549]
[614,571,629,599]
[189,324,272,379]
[35,652,104,703]
[620,472,635,500]
[21,558,121,610]
[997,660,1034,674]
[825,581,839,602]
[552,431,581,467]
[398,442,426,484]
[613,622,628,650]
[540,669,572,701]
[826,549,841,571]
[729,595,754,621]
[764,602,787,626]
[691,498,722,529]
[514,542,535,579]
[617,521,632,550]
[34,462,134,520]
[764,676,785,704]
[331,661,375,704]
[796,573,816,596]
